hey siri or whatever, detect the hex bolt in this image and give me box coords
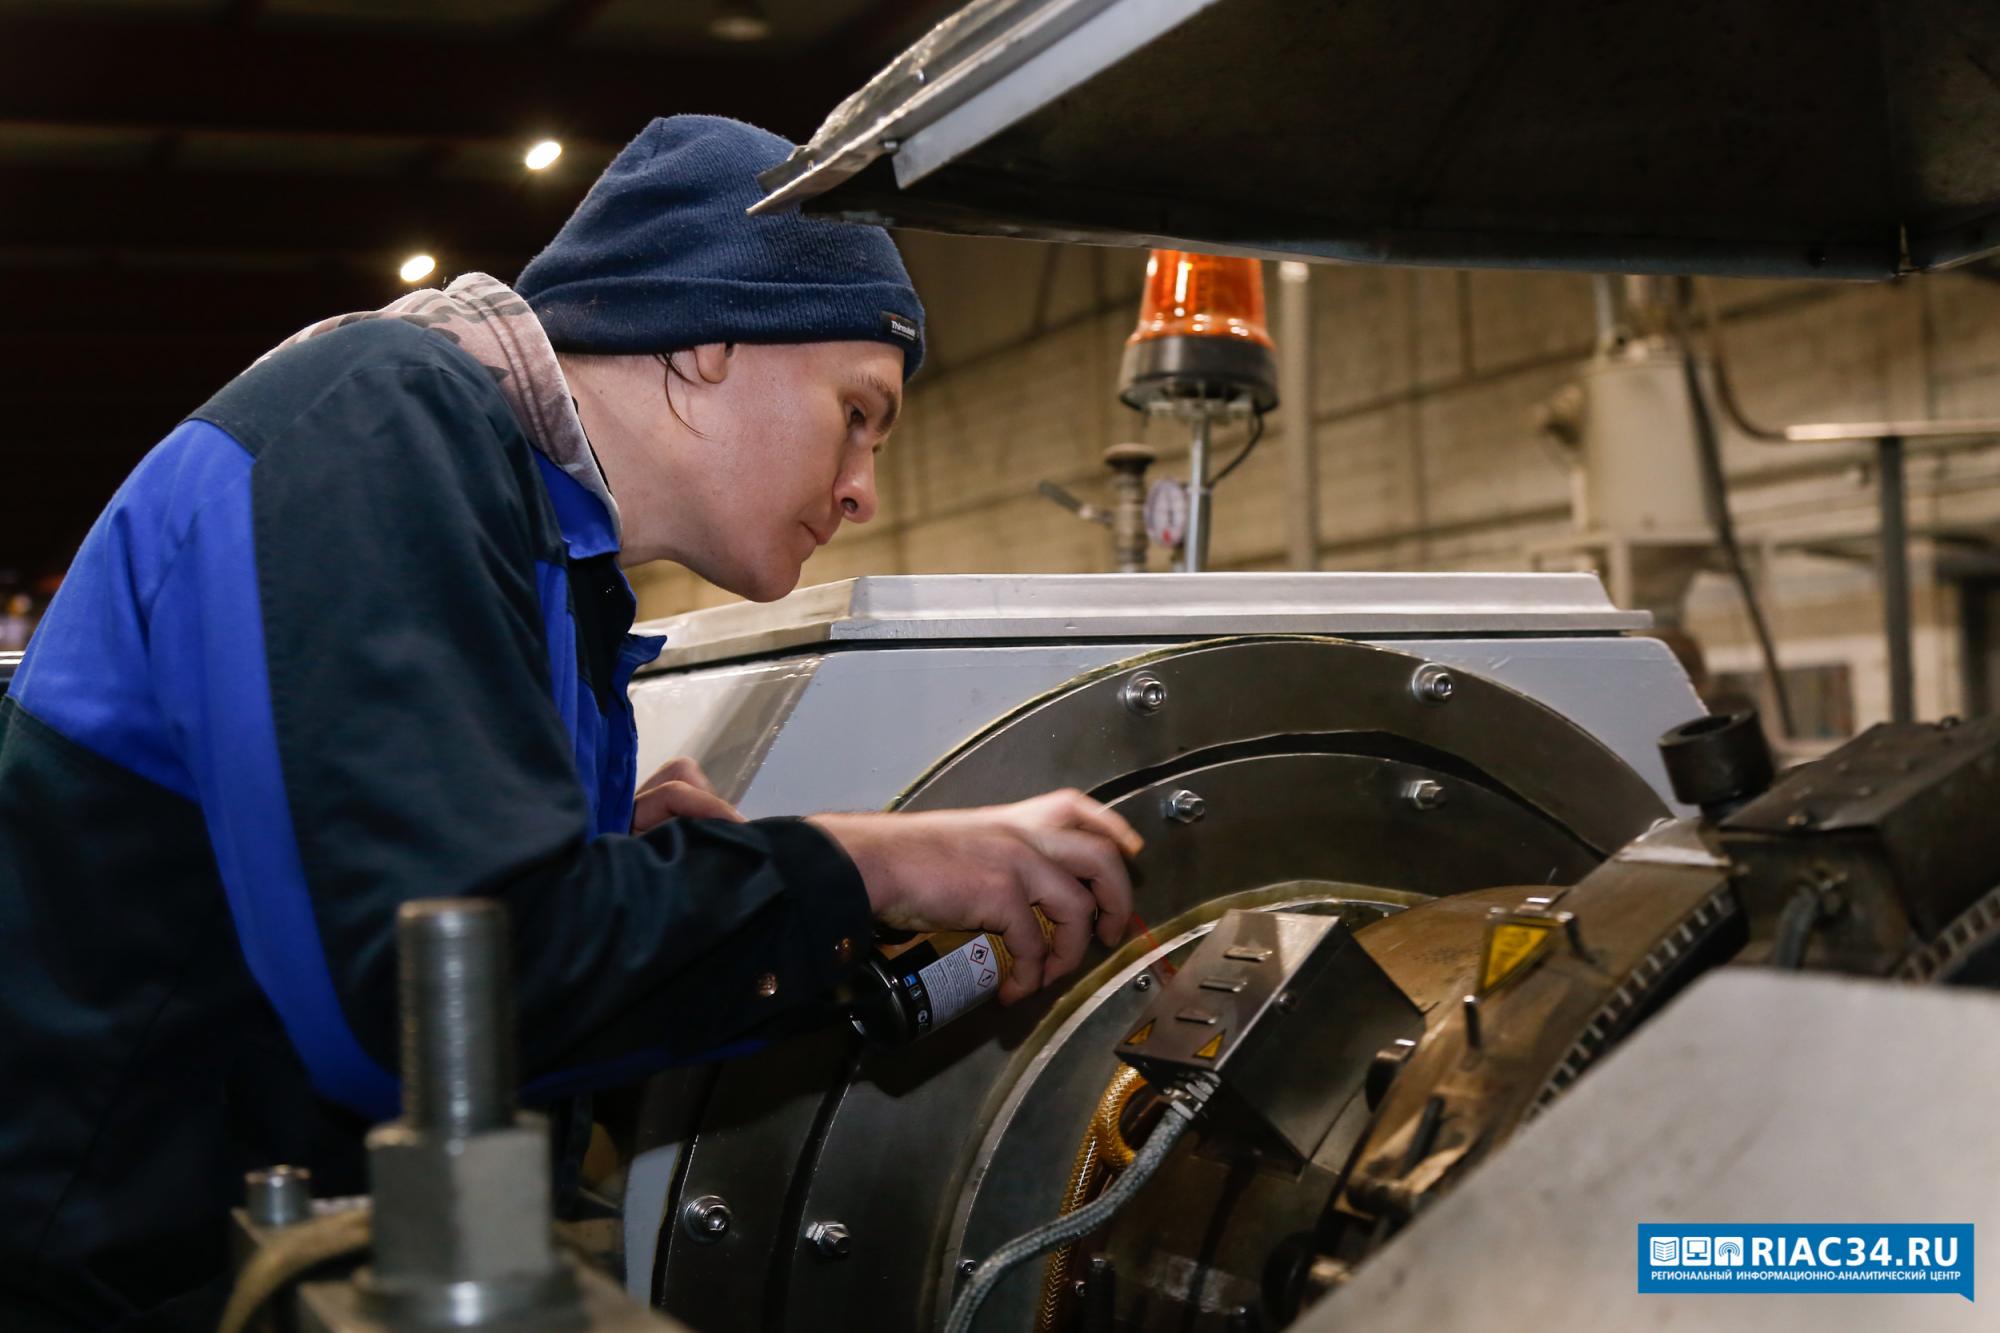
[682,1195,733,1244]
[397,900,513,1138]
[1404,778,1446,811]
[1164,789,1206,824]
[1410,663,1456,705]
[958,1258,978,1278]
[805,1220,851,1260]
[1121,672,1169,716]
[1133,973,1154,991]
[244,1165,312,1228]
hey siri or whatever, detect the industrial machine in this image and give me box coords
[596,574,2000,1333]
[616,573,1691,1331]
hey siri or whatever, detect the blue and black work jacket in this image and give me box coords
[0,320,872,1330]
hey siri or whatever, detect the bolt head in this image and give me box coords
[806,1221,852,1259]
[1133,973,1154,991]
[1164,789,1206,824]
[1411,664,1456,704]
[958,1258,978,1277]
[682,1195,733,1243]
[1404,778,1446,811]
[244,1165,313,1228]
[1122,673,1169,716]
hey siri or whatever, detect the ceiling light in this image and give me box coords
[399,253,437,284]
[524,139,563,171]
[708,0,771,42]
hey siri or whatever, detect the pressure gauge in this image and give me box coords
[1145,478,1189,550]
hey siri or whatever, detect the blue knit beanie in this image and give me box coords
[517,116,924,378]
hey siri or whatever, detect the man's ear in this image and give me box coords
[691,343,733,385]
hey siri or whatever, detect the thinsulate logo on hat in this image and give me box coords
[880,311,919,343]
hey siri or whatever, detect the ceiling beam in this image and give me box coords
[0,16,854,147]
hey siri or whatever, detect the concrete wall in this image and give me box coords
[631,232,2000,733]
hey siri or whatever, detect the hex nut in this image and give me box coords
[1164,789,1206,824]
[365,1119,555,1285]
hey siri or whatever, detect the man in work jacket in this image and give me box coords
[0,115,1139,1330]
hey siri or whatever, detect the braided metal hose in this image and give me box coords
[946,1075,1215,1333]
[1035,1066,1147,1332]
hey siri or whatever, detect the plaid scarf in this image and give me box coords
[266,271,621,541]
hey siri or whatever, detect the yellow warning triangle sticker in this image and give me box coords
[1125,1019,1154,1047]
[1193,1032,1223,1060]
[1481,920,1554,993]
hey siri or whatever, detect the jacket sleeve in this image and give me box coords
[148,350,873,1120]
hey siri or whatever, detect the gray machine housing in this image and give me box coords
[630,572,1698,818]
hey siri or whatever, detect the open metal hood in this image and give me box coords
[753,0,2000,279]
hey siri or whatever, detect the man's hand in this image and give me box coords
[633,757,744,833]
[809,790,1141,1005]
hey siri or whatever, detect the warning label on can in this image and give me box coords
[917,935,1005,1028]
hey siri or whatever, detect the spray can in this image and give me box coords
[850,913,1054,1045]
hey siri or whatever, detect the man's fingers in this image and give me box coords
[984,873,1049,1004]
[635,780,744,828]
[1019,789,1144,858]
[1022,826,1134,948]
[1014,849,1099,987]
[641,756,720,798]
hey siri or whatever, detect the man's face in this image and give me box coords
[679,340,903,600]
[571,340,904,601]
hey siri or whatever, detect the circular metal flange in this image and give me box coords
[940,884,1428,1332]
[770,746,1621,1332]
[899,636,1663,856]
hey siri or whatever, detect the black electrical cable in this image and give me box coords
[1771,886,1822,969]
[1671,300,1799,738]
[1208,410,1267,487]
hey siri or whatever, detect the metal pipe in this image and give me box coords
[1879,436,1914,723]
[397,899,514,1137]
[1278,261,1318,570]
[1696,282,2000,447]
[1591,274,1617,353]
[1691,281,1978,726]
[1103,444,1154,573]
[1183,413,1213,573]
